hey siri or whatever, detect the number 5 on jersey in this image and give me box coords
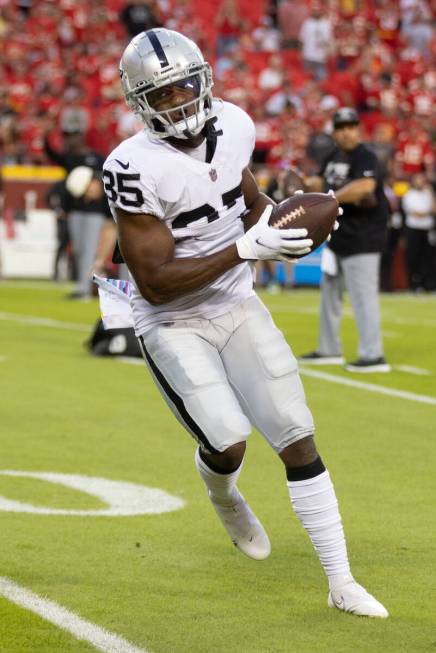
[103,170,144,208]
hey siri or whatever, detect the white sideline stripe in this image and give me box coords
[381,293,436,304]
[394,365,432,376]
[384,315,436,328]
[0,312,90,332]
[0,577,150,653]
[269,305,436,327]
[299,368,436,406]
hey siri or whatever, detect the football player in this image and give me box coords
[102,28,388,618]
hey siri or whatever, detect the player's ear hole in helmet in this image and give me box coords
[119,28,222,140]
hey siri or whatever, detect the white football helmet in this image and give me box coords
[120,28,221,139]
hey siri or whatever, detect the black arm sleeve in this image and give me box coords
[59,186,74,213]
[44,135,67,168]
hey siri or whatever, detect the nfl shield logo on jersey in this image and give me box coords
[209,168,218,182]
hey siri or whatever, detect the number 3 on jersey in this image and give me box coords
[103,170,144,208]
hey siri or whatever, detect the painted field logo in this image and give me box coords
[0,471,185,516]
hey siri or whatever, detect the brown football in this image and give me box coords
[269,192,339,258]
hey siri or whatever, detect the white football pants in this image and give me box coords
[138,295,314,454]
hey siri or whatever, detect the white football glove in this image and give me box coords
[236,205,313,262]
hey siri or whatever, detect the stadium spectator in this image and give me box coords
[15,0,33,19]
[374,0,401,50]
[277,0,309,49]
[301,107,391,372]
[119,0,161,38]
[299,2,333,81]
[394,120,434,179]
[102,28,388,619]
[0,92,20,164]
[258,54,284,91]
[214,0,246,57]
[334,16,369,71]
[402,172,436,291]
[252,15,280,52]
[251,104,281,164]
[400,0,433,57]
[265,77,305,116]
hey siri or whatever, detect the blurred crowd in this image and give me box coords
[0,0,435,291]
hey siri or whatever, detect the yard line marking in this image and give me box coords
[0,577,150,653]
[394,365,432,376]
[0,471,185,516]
[299,368,436,406]
[0,312,90,332]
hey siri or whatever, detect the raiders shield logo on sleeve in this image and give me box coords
[209,168,218,182]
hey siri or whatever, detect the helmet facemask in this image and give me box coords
[125,66,214,140]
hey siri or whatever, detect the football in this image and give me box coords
[269,192,339,257]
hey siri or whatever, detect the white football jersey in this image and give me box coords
[103,101,256,335]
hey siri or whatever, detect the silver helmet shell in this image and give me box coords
[120,29,220,139]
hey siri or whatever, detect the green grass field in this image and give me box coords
[1,281,435,653]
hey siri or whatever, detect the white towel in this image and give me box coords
[320,247,338,276]
[93,275,134,329]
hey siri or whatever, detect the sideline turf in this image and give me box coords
[0,282,435,653]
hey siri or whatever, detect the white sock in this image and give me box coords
[195,447,243,506]
[287,470,353,590]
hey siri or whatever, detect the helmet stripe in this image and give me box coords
[147,30,170,69]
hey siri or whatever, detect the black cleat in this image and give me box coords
[345,357,391,373]
[299,351,345,365]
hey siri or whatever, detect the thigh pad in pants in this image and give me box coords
[139,324,251,453]
[222,296,315,452]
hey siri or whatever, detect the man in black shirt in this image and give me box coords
[300,107,390,372]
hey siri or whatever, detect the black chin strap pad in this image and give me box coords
[203,117,223,163]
